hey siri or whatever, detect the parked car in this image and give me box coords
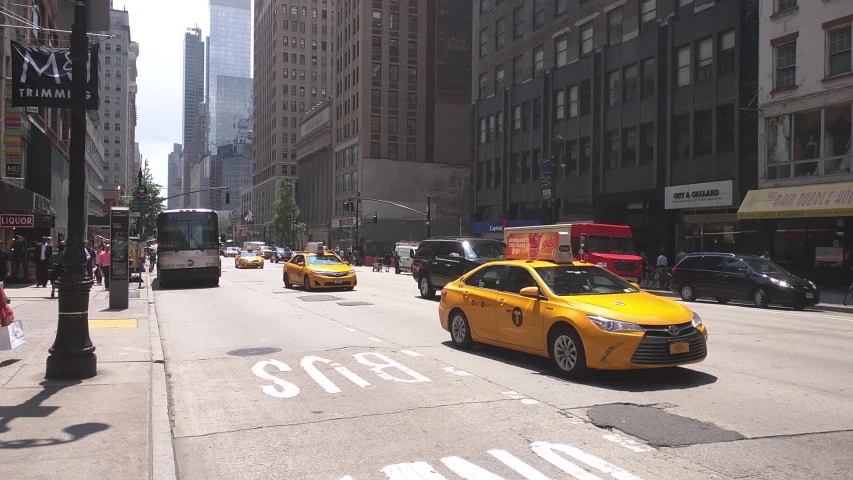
[272,247,293,263]
[670,252,819,310]
[411,237,506,299]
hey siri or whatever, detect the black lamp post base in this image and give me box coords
[46,352,97,379]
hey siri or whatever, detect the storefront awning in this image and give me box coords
[0,180,53,216]
[738,181,853,219]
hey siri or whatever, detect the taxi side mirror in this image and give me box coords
[519,286,541,298]
[630,282,640,290]
[344,261,350,265]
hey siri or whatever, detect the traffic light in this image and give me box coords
[220,234,226,242]
[225,191,231,204]
[372,213,378,223]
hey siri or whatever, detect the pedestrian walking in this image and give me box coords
[675,249,687,266]
[94,245,103,285]
[49,242,66,299]
[148,249,157,273]
[656,250,669,290]
[0,241,10,284]
[102,245,112,290]
[394,250,401,275]
[84,240,94,280]
[35,236,53,287]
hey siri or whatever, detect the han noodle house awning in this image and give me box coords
[738,181,853,220]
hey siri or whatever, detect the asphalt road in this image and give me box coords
[152,260,853,479]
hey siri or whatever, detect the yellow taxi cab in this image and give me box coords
[283,242,357,291]
[235,250,265,269]
[438,228,707,378]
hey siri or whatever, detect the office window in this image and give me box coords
[495,18,505,49]
[114,176,120,184]
[579,80,591,115]
[513,104,522,132]
[828,25,852,77]
[407,67,417,84]
[676,46,691,87]
[509,154,519,183]
[641,58,655,98]
[388,143,398,160]
[114,123,120,130]
[513,6,524,39]
[608,70,620,107]
[640,123,654,165]
[495,65,504,90]
[522,101,531,132]
[775,41,796,89]
[389,64,399,82]
[114,135,120,143]
[114,149,120,156]
[580,23,593,56]
[389,90,399,108]
[512,55,523,84]
[407,92,417,109]
[568,85,578,118]
[407,118,416,136]
[479,73,488,99]
[532,97,542,129]
[694,109,712,156]
[717,104,735,153]
[479,28,488,58]
[389,38,399,56]
[555,34,568,68]
[673,113,690,161]
[533,0,545,30]
[606,130,620,169]
[641,0,656,25]
[372,36,381,56]
[408,41,417,58]
[407,144,416,161]
[608,7,623,45]
[480,0,492,14]
[371,115,381,132]
[623,127,637,167]
[372,10,382,28]
[554,89,565,121]
[372,89,381,106]
[390,13,398,30]
[719,31,736,76]
[521,151,531,182]
[408,15,418,32]
[777,0,796,14]
[488,115,495,141]
[372,62,381,80]
[697,38,713,83]
[371,142,381,158]
[624,64,637,102]
[388,117,398,134]
[105,95,111,104]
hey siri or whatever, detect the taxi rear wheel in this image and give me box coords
[548,325,587,378]
[449,310,473,350]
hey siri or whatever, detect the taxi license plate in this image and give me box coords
[670,342,690,354]
[334,279,343,284]
[805,293,814,299]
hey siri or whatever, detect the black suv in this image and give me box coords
[670,252,819,310]
[412,237,506,298]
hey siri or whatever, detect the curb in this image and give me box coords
[146,273,178,480]
[646,289,853,314]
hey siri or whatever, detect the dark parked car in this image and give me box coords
[272,247,293,263]
[670,253,819,310]
[411,237,506,299]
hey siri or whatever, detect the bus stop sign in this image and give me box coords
[135,184,148,199]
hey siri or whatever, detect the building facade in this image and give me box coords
[296,100,334,247]
[86,115,106,217]
[215,141,253,214]
[736,0,853,286]
[326,0,472,255]
[208,0,252,148]
[167,143,183,209]
[251,0,334,227]
[183,27,205,152]
[184,102,209,206]
[472,0,758,261]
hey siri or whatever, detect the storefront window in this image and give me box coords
[766,103,853,180]
[772,218,845,285]
[824,104,852,175]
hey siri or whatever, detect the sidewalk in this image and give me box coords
[0,274,175,479]
[645,287,853,314]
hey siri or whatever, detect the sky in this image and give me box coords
[116,0,210,197]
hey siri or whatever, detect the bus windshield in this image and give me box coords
[157,217,219,251]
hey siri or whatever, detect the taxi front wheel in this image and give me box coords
[449,310,473,350]
[548,325,587,378]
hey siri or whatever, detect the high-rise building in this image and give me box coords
[183,28,205,151]
[253,0,333,226]
[126,40,139,186]
[215,141,253,215]
[167,144,184,209]
[208,0,252,148]
[184,103,209,207]
[96,8,135,196]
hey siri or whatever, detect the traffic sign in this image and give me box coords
[135,184,148,199]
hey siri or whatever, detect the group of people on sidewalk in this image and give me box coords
[30,237,113,296]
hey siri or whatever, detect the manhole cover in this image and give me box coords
[226,347,282,357]
[338,301,373,306]
[129,290,141,298]
[298,295,341,302]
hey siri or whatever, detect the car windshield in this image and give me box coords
[742,257,790,275]
[463,241,506,260]
[307,255,343,265]
[535,265,639,296]
[588,235,634,254]
[241,251,259,257]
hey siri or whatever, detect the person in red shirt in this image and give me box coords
[101,246,112,291]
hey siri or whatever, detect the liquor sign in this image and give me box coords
[540,155,553,201]
[0,214,34,228]
[10,41,100,110]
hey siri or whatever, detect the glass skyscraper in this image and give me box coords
[208,0,252,147]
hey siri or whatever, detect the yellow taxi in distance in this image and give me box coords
[438,230,707,378]
[284,242,356,291]
[235,250,264,269]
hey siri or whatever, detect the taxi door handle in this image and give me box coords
[498,298,506,305]
[462,290,469,297]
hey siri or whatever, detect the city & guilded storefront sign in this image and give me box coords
[664,180,734,210]
[0,214,34,228]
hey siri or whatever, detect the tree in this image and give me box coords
[266,181,305,247]
[121,161,164,240]
[219,215,233,238]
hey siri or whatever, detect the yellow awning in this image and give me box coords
[738,181,853,219]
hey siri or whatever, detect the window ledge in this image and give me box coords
[822,71,853,83]
[770,6,798,20]
[771,85,798,95]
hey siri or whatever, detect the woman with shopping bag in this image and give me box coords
[0,281,24,351]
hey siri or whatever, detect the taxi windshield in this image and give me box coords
[463,241,506,260]
[241,251,260,257]
[307,255,343,265]
[535,265,638,296]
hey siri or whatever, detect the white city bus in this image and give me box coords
[156,209,221,288]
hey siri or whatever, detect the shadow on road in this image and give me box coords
[150,278,219,291]
[442,341,717,392]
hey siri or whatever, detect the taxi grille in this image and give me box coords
[613,261,636,273]
[631,325,707,365]
[322,280,353,286]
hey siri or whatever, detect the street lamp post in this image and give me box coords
[551,136,565,224]
[46,0,96,379]
[426,195,431,238]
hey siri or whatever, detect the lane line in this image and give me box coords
[368,336,383,342]
[487,450,552,480]
[682,301,853,322]
[400,349,424,357]
[602,434,653,453]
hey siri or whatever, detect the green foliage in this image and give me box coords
[121,162,164,240]
[266,182,305,247]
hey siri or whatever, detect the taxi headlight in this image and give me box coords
[586,315,644,333]
[691,312,703,328]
